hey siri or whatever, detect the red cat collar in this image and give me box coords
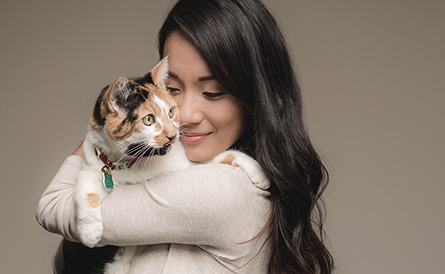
[95,147,140,172]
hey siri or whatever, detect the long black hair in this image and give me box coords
[158,0,334,273]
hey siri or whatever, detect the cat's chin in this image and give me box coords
[126,143,170,157]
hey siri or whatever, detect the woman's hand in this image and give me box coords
[73,144,84,157]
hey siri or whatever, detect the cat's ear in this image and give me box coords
[106,77,132,116]
[150,56,169,89]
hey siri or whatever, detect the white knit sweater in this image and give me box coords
[36,155,272,273]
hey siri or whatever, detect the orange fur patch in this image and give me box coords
[220,154,236,166]
[106,113,138,140]
[87,193,100,208]
[89,116,103,131]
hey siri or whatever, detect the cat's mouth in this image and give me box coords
[126,143,170,157]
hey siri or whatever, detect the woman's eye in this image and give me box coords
[166,86,181,96]
[142,114,155,126]
[168,108,174,118]
[203,92,226,99]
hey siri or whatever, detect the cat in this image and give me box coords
[73,57,270,273]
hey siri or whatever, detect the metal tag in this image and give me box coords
[102,172,114,190]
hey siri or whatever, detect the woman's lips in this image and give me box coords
[180,132,211,143]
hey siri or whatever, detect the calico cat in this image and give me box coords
[74,57,270,273]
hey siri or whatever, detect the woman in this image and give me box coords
[36,0,334,273]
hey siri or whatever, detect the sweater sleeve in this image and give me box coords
[35,155,83,242]
[100,164,271,251]
[36,156,271,255]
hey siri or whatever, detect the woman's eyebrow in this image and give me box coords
[168,71,214,82]
[168,71,178,79]
[198,75,215,81]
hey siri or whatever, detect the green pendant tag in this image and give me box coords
[102,172,114,190]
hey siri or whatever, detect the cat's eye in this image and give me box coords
[142,114,155,126]
[168,108,174,118]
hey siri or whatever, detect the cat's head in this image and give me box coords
[90,57,179,159]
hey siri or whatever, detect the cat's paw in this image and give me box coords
[78,221,103,248]
[232,158,270,190]
[216,151,270,190]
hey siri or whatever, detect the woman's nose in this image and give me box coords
[177,90,203,125]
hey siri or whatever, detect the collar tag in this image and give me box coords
[102,172,114,190]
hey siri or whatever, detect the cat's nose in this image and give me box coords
[164,135,176,147]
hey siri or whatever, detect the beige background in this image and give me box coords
[1,0,444,273]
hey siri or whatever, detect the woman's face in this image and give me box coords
[163,31,245,162]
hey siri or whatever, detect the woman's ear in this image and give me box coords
[150,56,169,89]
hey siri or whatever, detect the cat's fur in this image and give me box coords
[73,57,269,273]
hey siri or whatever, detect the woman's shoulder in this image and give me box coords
[154,162,270,199]
[143,162,271,226]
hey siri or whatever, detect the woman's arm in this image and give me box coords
[36,155,271,254]
[72,144,84,157]
[35,155,82,242]
[100,164,270,250]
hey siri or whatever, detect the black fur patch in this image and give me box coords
[92,72,154,128]
[126,143,169,157]
[132,72,154,86]
[92,86,109,126]
[60,239,118,274]
[116,89,147,115]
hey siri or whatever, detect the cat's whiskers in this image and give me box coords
[133,144,148,159]
[127,143,146,161]
[140,147,155,169]
[178,124,187,137]
[125,143,142,156]
[112,142,132,164]
[139,145,160,170]
[129,141,154,168]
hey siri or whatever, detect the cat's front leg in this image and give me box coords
[74,168,108,248]
[213,151,270,190]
